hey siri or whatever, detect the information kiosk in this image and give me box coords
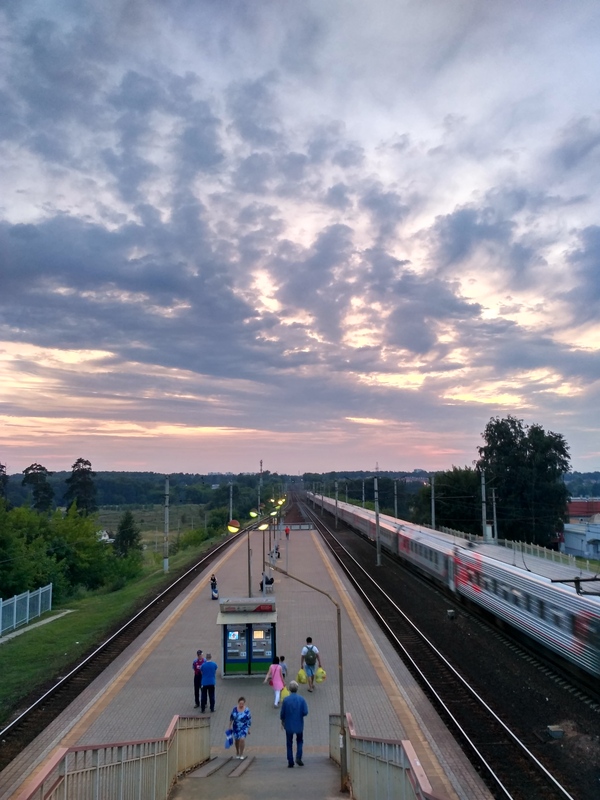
[216,597,277,676]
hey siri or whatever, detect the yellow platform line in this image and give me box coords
[313,531,460,800]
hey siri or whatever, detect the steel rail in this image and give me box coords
[302,500,576,800]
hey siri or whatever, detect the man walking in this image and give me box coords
[192,649,204,708]
[280,680,308,767]
[300,636,322,693]
[200,653,217,712]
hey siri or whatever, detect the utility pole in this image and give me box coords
[394,479,398,519]
[481,470,487,540]
[335,480,339,528]
[492,487,498,541]
[374,477,381,566]
[430,474,436,530]
[163,477,170,573]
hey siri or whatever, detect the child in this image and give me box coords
[279,655,288,680]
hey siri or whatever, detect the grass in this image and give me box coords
[0,534,223,726]
[97,503,208,548]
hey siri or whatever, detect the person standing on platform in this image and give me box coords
[200,653,217,712]
[229,696,251,759]
[300,636,322,693]
[264,655,285,707]
[279,654,288,680]
[280,680,308,767]
[192,649,205,708]
[285,526,290,539]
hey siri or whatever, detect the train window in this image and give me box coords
[491,578,497,594]
[525,595,531,613]
[538,599,545,620]
[511,589,521,606]
[552,612,561,629]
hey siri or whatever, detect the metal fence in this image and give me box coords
[0,583,53,636]
[329,714,446,800]
[13,715,210,800]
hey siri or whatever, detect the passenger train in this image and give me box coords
[307,493,600,682]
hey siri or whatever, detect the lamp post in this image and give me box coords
[270,563,347,792]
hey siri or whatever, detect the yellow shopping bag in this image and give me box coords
[315,667,326,683]
[297,668,308,684]
[280,686,290,700]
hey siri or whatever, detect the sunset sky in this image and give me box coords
[1,1,600,477]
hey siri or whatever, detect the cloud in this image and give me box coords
[1,0,600,474]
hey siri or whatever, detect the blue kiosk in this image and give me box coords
[216,597,277,677]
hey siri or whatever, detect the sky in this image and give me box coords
[1,0,600,477]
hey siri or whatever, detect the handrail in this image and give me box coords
[11,715,210,800]
[329,713,450,800]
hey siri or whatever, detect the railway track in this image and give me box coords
[0,534,238,773]
[301,500,578,800]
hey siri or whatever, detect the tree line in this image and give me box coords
[0,415,583,598]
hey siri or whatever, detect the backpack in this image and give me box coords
[304,645,317,666]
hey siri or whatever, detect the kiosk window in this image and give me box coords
[226,626,247,660]
[250,625,271,659]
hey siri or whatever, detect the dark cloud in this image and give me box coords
[551,116,600,171]
[226,74,283,147]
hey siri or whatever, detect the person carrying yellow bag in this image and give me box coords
[296,668,308,684]
[300,636,322,692]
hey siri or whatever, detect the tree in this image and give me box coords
[22,463,55,512]
[64,458,97,515]
[113,510,142,557]
[0,462,8,502]
[413,467,481,535]
[476,416,570,544]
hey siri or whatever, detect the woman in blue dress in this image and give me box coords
[229,696,251,759]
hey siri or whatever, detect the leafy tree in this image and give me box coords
[0,503,68,599]
[413,467,481,534]
[64,458,97,515]
[22,463,55,512]
[48,505,111,590]
[0,462,8,502]
[113,510,142,557]
[476,416,570,544]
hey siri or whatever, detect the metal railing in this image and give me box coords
[13,715,210,800]
[329,713,447,800]
[1,584,52,636]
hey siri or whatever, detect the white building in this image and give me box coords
[562,522,600,559]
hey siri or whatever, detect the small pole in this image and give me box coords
[431,474,436,530]
[335,480,339,528]
[374,477,381,566]
[163,477,169,573]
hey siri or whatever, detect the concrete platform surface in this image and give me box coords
[171,753,342,800]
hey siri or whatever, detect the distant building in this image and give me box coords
[567,498,600,523]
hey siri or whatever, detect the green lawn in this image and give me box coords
[0,537,221,725]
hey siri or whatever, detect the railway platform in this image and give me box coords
[1,523,493,800]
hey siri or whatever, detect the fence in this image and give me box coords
[13,715,210,800]
[0,583,53,637]
[329,713,447,800]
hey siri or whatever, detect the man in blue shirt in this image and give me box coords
[280,680,308,767]
[199,653,218,712]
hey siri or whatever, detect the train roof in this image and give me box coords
[313,493,600,590]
